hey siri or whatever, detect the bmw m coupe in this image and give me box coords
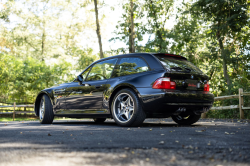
[34,53,214,127]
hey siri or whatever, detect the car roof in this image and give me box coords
[94,52,187,63]
[78,52,187,76]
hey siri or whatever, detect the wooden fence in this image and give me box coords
[0,102,34,121]
[202,88,250,119]
[0,88,249,121]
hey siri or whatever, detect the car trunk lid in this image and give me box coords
[153,54,209,91]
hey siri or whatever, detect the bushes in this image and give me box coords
[0,53,74,104]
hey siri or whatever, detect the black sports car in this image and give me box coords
[34,53,214,127]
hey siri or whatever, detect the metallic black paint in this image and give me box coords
[34,53,214,119]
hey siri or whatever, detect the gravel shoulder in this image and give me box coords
[0,118,249,166]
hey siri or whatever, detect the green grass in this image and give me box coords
[0,117,85,122]
[0,117,39,122]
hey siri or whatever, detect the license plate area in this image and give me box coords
[186,79,198,90]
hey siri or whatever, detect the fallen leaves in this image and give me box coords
[119,154,127,158]
[170,156,176,162]
[159,141,165,145]
[149,129,152,131]
[225,132,235,135]
[48,133,51,136]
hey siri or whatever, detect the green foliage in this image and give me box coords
[109,0,145,52]
[0,53,73,104]
[142,0,174,52]
[76,48,96,71]
[0,0,249,119]
[111,0,174,53]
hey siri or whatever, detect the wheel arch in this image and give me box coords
[108,84,143,113]
[34,91,54,116]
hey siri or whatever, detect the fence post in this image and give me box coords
[13,102,16,121]
[239,88,244,119]
[24,107,27,117]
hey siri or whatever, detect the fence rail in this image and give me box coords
[1,88,249,121]
[202,88,249,119]
[0,102,35,121]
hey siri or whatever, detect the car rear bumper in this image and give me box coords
[137,88,214,117]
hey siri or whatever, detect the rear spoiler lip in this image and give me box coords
[152,53,187,60]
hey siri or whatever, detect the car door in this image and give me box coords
[53,84,69,113]
[64,58,118,114]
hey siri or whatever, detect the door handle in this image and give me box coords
[95,84,103,89]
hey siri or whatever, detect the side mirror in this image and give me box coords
[76,75,83,85]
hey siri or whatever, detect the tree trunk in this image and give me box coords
[41,25,45,61]
[217,31,231,92]
[149,0,163,52]
[94,0,104,59]
[129,0,135,53]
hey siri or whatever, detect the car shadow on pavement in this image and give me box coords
[52,120,202,128]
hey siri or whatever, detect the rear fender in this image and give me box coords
[107,83,143,112]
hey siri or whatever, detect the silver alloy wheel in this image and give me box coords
[176,115,183,120]
[39,99,44,120]
[113,93,134,123]
[176,115,190,120]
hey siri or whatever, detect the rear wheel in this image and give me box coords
[39,94,54,124]
[111,88,146,127]
[171,114,201,125]
[93,118,106,123]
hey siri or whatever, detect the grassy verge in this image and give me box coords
[0,117,39,122]
[0,117,87,122]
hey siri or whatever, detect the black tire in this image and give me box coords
[93,118,106,123]
[171,114,201,125]
[111,88,146,127]
[39,94,54,124]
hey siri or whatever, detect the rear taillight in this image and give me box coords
[152,77,176,89]
[204,82,209,92]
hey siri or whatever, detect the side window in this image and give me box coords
[81,67,91,81]
[86,58,117,81]
[112,57,149,77]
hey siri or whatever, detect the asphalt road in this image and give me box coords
[0,118,250,166]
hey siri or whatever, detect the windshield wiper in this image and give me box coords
[170,67,183,71]
[184,68,192,72]
[170,67,191,73]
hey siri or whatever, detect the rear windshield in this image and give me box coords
[154,55,202,73]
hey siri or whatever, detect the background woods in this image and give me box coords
[0,0,249,118]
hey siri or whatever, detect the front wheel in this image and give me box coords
[111,88,146,127]
[171,114,201,125]
[39,94,54,124]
